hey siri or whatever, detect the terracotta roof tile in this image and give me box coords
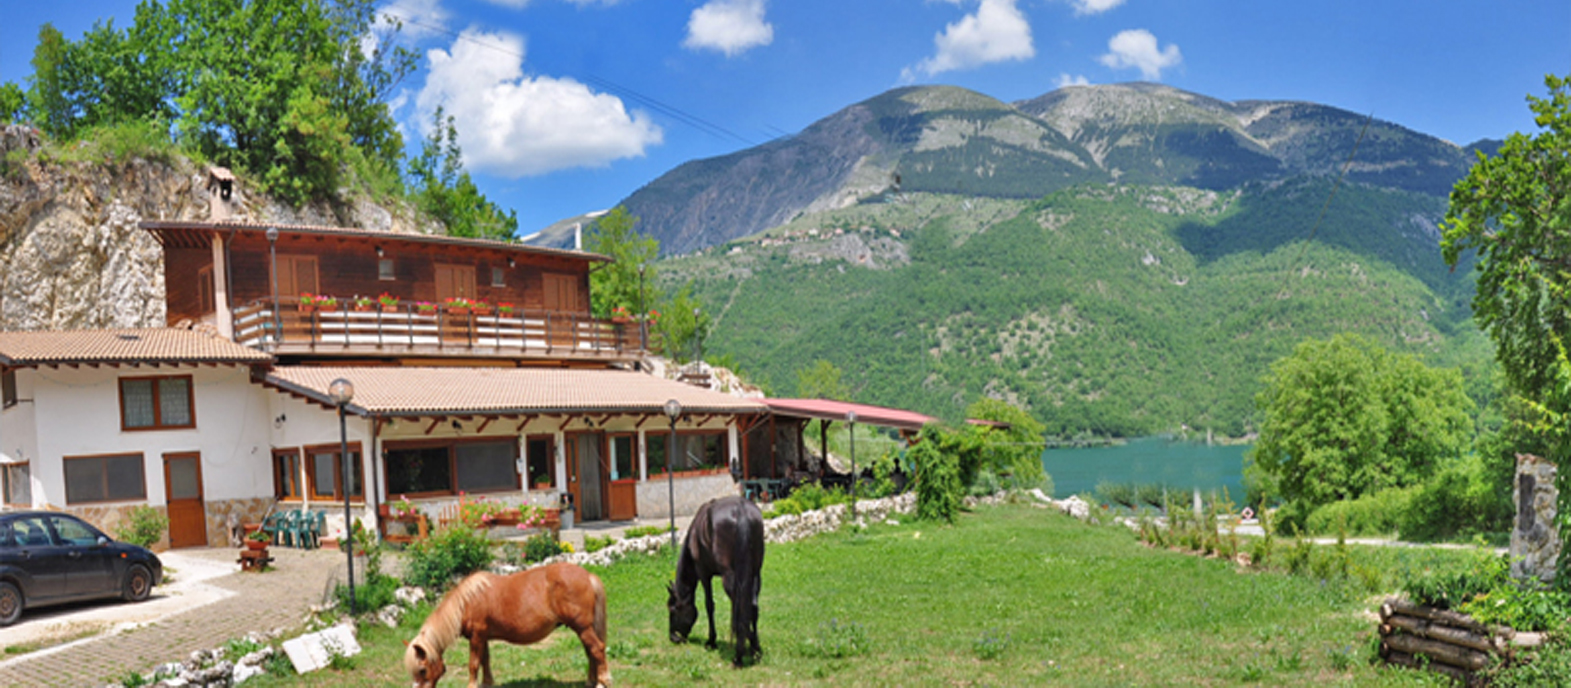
[0,329,272,367]
[264,366,767,417]
[140,220,608,262]
[763,398,938,432]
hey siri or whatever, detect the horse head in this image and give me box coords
[403,636,447,687]
[667,581,697,643]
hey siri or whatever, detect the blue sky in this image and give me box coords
[2,0,1567,235]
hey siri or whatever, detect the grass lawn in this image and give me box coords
[244,502,1466,687]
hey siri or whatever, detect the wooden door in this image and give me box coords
[567,433,606,522]
[435,264,477,302]
[607,435,637,521]
[164,453,207,548]
[274,255,320,299]
[543,273,580,347]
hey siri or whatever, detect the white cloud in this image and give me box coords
[913,0,1035,77]
[1069,0,1124,16]
[481,0,626,7]
[416,30,663,177]
[1056,73,1090,88]
[1098,29,1181,80]
[376,0,450,40]
[683,0,774,57]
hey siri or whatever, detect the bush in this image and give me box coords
[584,535,616,553]
[1492,637,1571,686]
[1305,486,1416,536]
[115,506,168,548]
[335,571,399,615]
[909,427,962,523]
[1400,454,1510,542]
[403,524,492,591]
[522,533,566,563]
[1096,481,1137,509]
[622,524,674,539]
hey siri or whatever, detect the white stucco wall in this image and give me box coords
[1,369,41,506]
[27,365,273,509]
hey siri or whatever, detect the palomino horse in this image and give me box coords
[404,563,610,688]
[667,495,765,666]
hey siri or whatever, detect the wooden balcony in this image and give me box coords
[232,299,646,361]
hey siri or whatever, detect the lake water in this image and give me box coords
[1040,437,1248,500]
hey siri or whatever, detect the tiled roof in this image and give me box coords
[140,220,609,262]
[0,329,272,367]
[263,366,768,417]
[762,398,938,432]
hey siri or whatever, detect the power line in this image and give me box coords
[391,16,758,147]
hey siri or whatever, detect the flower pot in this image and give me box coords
[449,308,470,316]
[534,482,552,491]
[473,308,493,317]
[245,539,269,551]
[354,305,374,312]
[381,305,399,313]
[300,305,316,314]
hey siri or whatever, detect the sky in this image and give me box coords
[1,0,1567,236]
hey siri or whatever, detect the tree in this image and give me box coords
[652,284,709,363]
[0,82,22,123]
[965,398,1048,488]
[25,24,72,137]
[407,106,517,240]
[795,359,850,400]
[584,206,658,318]
[1246,333,1472,526]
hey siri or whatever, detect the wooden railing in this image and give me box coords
[232,299,645,359]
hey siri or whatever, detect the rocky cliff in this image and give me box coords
[0,124,434,332]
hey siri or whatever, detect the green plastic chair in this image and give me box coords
[262,512,286,546]
[280,510,303,548]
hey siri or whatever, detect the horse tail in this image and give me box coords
[592,571,608,643]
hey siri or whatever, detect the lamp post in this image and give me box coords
[664,399,681,551]
[266,227,280,346]
[328,377,356,614]
[638,264,647,353]
[846,410,857,523]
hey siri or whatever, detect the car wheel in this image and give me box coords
[123,564,152,602]
[0,581,22,626]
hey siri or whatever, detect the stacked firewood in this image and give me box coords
[1378,598,1544,684]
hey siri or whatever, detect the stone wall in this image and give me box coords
[635,471,738,520]
[203,497,277,548]
[64,502,171,550]
[1511,453,1560,583]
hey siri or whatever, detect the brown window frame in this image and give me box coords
[273,448,303,501]
[2,368,15,409]
[378,258,396,281]
[383,437,520,499]
[304,442,365,503]
[119,375,196,431]
[491,266,506,287]
[525,434,555,489]
[63,452,148,505]
[2,461,30,507]
[645,430,729,477]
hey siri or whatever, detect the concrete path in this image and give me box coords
[0,546,345,687]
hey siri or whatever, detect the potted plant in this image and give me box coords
[497,302,517,317]
[299,292,317,314]
[315,295,339,312]
[445,297,473,316]
[245,529,271,551]
[533,474,551,491]
[472,300,493,316]
[352,295,375,312]
[378,292,400,313]
[415,301,437,317]
[611,305,633,324]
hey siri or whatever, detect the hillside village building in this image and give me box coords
[0,173,775,547]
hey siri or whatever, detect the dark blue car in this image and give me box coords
[0,511,163,626]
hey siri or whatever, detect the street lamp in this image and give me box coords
[328,377,356,614]
[846,410,857,523]
[266,227,280,346]
[664,399,682,551]
[638,264,647,353]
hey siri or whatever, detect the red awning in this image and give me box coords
[763,398,937,432]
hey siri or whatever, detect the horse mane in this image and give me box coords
[405,572,496,664]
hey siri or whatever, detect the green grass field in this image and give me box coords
[244,503,1466,687]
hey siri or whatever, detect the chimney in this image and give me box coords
[206,167,236,221]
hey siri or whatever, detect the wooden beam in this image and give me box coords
[424,418,443,435]
[635,415,658,430]
[476,418,494,434]
[557,415,578,431]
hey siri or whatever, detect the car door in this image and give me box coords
[47,515,118,596]
[8,516,68,601]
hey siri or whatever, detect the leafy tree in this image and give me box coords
[1247,333,1472,527]
[0,82,22,123]
[584,206,658,318]
[965,398,1048,488]
[407,106,517,240]
[796,359,850,400]
[652,284,710,363]
[909,425,962,523]
[25,24,72,137]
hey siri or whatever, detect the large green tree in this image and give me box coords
[795,359,850,400]
[1441,74,1571,457]
[1246,333,1472,524]
[407,106,517,240]
[584,206,658,318]
[965,398,1048,488]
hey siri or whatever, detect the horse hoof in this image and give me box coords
[705,641,718,650]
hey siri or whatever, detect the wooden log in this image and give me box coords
[1383,613,1503,654]
[1384,632,1491,671]
[1382,598,1497,636]
[1382,648,1472,684]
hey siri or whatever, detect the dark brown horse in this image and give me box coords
[404,563,609,688]
[667,495,765,666]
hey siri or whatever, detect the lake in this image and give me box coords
[1040,437,1248,501]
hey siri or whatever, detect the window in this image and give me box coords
[64,453,146,504]
[645,432,727,475]
[491,266,505,287]
[48,516,100,546]
[3,462,29,506]
[119,376,194,430]
[273,449,302,500]
[385,440,518,497]
[379,258,396,281]
[306,444,363,501]
[9,516,54,547]
[197,265,215,312]
[525,436,554,488]
[2,369,15,408]
[610,435,635,480]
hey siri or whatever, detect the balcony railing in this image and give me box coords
[232,299,646,359]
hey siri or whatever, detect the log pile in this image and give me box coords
[1378,598,1545,684]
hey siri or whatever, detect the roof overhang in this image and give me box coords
[762,398,938,433]
[0,329,273,369]
[141,220,611,263]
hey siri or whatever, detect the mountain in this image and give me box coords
[583,83,1486,255]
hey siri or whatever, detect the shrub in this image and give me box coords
[403,524,492,591]
[1305,486,1416,536]
[622,524,674,539]
[335,570,399,615]
[584,535,616,553]
[909,427,962,523]
[522,533,566,562]
[1402,548,1508,610]
[115,506,168,548]
[1096,481,1137,509]
[1135,484,1166,509]
[1492,637,1571,686]
[1400,454,1510,542]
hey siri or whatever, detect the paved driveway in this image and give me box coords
[0,546,345,687]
